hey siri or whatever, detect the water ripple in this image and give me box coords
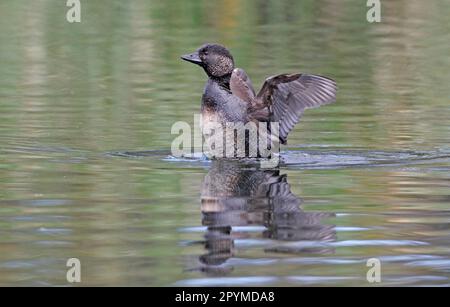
[111,149,450,170]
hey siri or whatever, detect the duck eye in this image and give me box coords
[203,50,208,55]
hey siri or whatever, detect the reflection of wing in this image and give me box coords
[230,68,256,103]
[252,74,337,144]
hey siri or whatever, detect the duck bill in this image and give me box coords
[181,51,203,65]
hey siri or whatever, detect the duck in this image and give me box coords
[181,43,337,158]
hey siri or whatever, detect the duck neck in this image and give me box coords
[210,74,231,90]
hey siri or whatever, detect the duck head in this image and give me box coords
[181,43,235,78]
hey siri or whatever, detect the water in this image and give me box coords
[0,0,449,286]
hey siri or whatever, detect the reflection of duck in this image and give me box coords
[193,160,336,275]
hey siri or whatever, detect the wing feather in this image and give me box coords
[252,74,337,144]
[230,68,256,103]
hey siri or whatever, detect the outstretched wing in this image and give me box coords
[230,68,256,103]
[253,74,337,144]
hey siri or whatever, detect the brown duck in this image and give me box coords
[181,43,337,156]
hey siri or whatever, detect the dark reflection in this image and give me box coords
[195,160,336,275]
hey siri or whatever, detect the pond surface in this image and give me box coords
[0,0,449,286]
